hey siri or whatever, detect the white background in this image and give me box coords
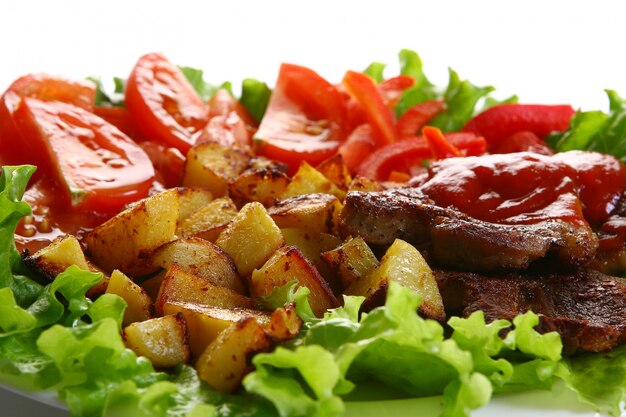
[1,0,625,111]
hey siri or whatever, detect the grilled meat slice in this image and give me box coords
[435,268,626,353]
[339,187,598,271]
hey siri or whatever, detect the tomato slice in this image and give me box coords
[0,74,96,169]
[196,89,256,149]
[397,100,446,139]
[338,124,378,173]
[254,63,346,173]
[11,97,155,214]
[379,75,415,108]
[358,132,486,180]
[125,53,209,154]
[342,70,398,145]
[462,104,574,150]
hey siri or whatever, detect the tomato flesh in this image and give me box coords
[12,97,155,214]
[125,53,209,154]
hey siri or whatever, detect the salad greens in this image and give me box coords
[4,50,626,417]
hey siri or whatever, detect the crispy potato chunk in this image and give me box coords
[216,202,284,277]
[106,270,153,326]
[347,176,385,193]
[345,239,445,321]
[151,237,245,294]
[176,187,213,223]
[176,197,238,242]
[250,246,338,317]
[140,271,166,302]
[265,303,302,342]
[155,264,254,315]
[281,161,345,200]
[183,142,250,197]
[229,166,290,207]
[269,193,342,235]
[23,234,109,297]
[163,301,271,358]
[315,154,351,192]
[85,189,179,276]
[123,313,189,368]
[196,317,271,393]
[321,236,380,290]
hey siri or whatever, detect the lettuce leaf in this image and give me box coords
[363,62,386,83]
[240,79,272,123]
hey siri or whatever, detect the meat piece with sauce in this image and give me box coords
[340,152,626,271]
[435,268,626,353]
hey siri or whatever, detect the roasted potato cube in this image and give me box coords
[23,234,109,297]
[216,202,284,277]
[176,187,213,223]
[229,167,290,207]
[250,246,338,317]
[345,239,445,321]
[266,303,302,342]
[315,154,351,192]
[281,228,341,292]
[176,197,238,242]
[163,301,271,358]
[123,313,189,368]
[140,271,166,302]
[106,269,154,326]
[151,237,245,294]
[183,142,250,197]
[321,236,380,290]
[281,161,345,200]
[155,264,254,315]
[269,193,342,235]
[247,156,288,172]
[347,176,385,193]
[85,189,179,276]
[196,317,271,393]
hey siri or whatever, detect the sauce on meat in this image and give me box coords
[419,151,626,227]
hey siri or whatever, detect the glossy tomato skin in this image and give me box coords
[125,53,209,154]
[462,104,574,150]
[0,74,96,170]
[254,63,346,173]
[397,100,446,139]
[196,89,256,149]
[12,97,155,214]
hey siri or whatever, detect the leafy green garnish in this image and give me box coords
[363,62,386,83]
[87,76,126,107]
[240,79,272,123]
[179,66,232,102]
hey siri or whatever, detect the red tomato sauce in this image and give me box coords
[419,151,626,227]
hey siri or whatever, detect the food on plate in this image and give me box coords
[3,50,626,417]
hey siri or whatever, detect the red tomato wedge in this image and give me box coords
[338,124,378,173]
[343,70,398,145]
[125,53,209,154]
[358,132,487,180]
[0,74,96,168]
[11,97,155,214]
[254,64,347,173]
[462,104,575,149]
[397,100,446,138]
[379,75,415,108]
[196,89,256,149]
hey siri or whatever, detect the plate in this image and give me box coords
[0,381,607,417]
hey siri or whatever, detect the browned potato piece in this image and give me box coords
[22,234,110,297]
[123,313,190,368]
[321,236,380,290]
[151,237,245,294]
[163,301,271,358]
[176,197,238,243]
[216,202,284,277]
[315,154,351,192]
[85,189,179,276]
[176,187,213,223]
[196,317,272,393]
[247,156,288,172]
[266,303,302,342]
[106,270,153,326]
[269,193,342,235]
[345,239,445,321]
[183,142,250,197]
[250,246,338,317]
[281,228,342,292]
[140,271,166,302]
[229,167,290,207]
[347,176,385,193]
[155,264,254,315]
[281,161,345,200]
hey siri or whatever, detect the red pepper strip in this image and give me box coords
[422,126,462,159]
[462,103,575,150]
[397,100,446,138]
[379,75,415,108]
[342,70,398,145]
[491,131,554,155]
[338,123,378,173]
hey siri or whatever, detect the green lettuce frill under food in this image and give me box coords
[1,164,626,417]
